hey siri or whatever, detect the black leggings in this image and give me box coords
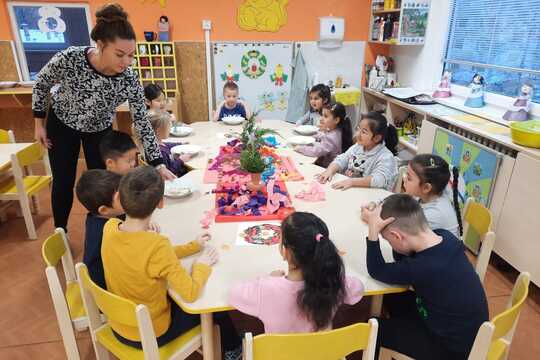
[46,110,111,230]
[113,298,241,352]
[374,291,467,360]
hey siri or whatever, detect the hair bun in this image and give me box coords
[95,3,128,23]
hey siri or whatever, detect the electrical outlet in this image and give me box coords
[202,20,212,30]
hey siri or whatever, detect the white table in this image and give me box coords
[0,143,33,172]
[152,120,406,359]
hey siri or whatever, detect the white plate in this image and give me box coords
[0,81,17,89]
[288,136,315,146]
[295,125,319,136]
[18,81,35,88]
[170,126,193,137]
[164,177,197,198]
[171,144,201,156]
[222,116,245,125]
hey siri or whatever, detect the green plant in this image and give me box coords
[240,109,280,148]
[240,147,266,173]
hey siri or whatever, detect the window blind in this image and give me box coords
[444,0,540,103]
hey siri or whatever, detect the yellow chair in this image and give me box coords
[0,142,52,239]
[462,198,496,282]
[42,228,87,360]
[243,319,378,360]
[0,129,16,221]
[380,272,530,360]
[76,263,203,360]
[0,129,15,143]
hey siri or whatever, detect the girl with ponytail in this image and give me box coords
[229,212,364,333]
[403,154,463,238]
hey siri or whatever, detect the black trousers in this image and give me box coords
[113,298,241,352]
[46,110,111,230]
[374,291,467,360]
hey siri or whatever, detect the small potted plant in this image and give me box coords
[240,147,266,192]
[240,110,279,149]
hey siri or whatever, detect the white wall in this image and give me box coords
[390,0,452,92]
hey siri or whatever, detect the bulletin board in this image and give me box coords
[212,42,293,120]
[295,41,366,89]
[432,128,501,208]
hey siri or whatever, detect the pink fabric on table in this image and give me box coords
[229,275,364,334]
[200,209,217,229]
[295,181,326,202]
[266,180,291,214]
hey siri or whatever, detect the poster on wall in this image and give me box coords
[399,1,430,44]
[213,42,293,120]
[432,128,501,208]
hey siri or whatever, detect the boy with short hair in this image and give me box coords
[76,169,123,289]
[99,130,138,175]
[362,193,488,360]
[102,166,241,358]
[213,81,251,121]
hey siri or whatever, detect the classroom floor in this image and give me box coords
[0,163,539,360]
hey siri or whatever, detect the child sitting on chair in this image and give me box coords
[76,169,123,289]
[214,81,251,121]
[294,102,353,168]
[296,84,331,127]
[99,130,138,175]
[317,112,398,191]
[362,194,488,359]
[144,83,176,122]
[101,166,242,357]
[229,211,364,333]
[403,154,463,238]
[144,110,190,177]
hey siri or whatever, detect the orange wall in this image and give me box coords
[0,0,387,63]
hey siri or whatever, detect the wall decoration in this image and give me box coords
[37,6,66,34]
[399,1,430,44]
[140,0,168,8]
[432,128,501,208]
[221,64,240,82]
[237,0,288,32]
[213,42,292,120]
[270,64,288,86]
[157,16,170,42]
[241,50,267,79]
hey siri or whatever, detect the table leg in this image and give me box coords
[201,313,215,360]
[370,294,384,317]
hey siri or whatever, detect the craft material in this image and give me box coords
[235,221,282,246]
[295,181,326,202]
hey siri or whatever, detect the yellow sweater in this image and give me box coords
[101,218,211,341]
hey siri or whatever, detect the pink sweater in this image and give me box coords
[296,129,342,168]
[229,275,364,334]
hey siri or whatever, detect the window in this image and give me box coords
[8,2,92,80]
[444,0,540,103]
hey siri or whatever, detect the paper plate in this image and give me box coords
[170,126,193,137]
[294,125,319,136]
[171,144,201,155]
[0,81,17,89]
[164,178,196,198]
[222,115,245,125]
[288,136,315,146]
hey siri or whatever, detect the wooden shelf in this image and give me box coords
[372,9,400,15]
[399,137,418,152]
[133,41,179,97]
[368,40,398,45]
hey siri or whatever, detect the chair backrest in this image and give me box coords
[42,228,76,282]
[244,319,378,360]
[462,198,492,254]
[0,129,15,143]
[14,142,45,168]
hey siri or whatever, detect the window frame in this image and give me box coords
[7,1,93,81]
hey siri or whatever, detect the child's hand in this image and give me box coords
[196,246,219,266]
[196,232,211,247]
[361,204,395,240]
[332,179,354,190]
[270,270,285,277]
[148,221,161,233]
[316,171,333,183]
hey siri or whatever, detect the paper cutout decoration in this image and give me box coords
[237,0,288,32]
[241,50,267,79]
[270,64,288,86]
[221,64,240,82]
[259,92,275,111]
[38,6,66,34]
[140,0,167,7]
[276,91,288,110]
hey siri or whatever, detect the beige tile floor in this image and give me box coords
[0,165,538,359]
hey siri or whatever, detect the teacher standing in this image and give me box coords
[33,3,175,231]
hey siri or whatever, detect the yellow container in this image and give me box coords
[510,120,540,148]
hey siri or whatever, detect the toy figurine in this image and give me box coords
[433,71,452,98]
[158,15,170,42]
[503,83,534,121]
[464,74,485,108]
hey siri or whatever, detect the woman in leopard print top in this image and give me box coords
[32,4,175,231]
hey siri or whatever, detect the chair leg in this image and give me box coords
[31,195,41,215]
[19,195,37,239]
[370,294,384,317]
[213,325,222,360]
[92,342,111,360]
